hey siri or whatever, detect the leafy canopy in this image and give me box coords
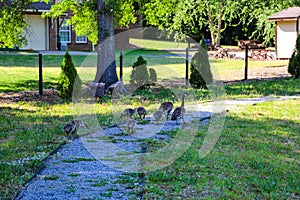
[41,0,137,44]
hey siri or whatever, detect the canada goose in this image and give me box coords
[62,119,88,138]
[127,119,136,134]
[159,102,173,119]
[136,106,147,119]
[120,108,136,119]
[171,93,188,124]
[153,109,164,124]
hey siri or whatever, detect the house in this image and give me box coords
[268,7,300,59]
[23,2,93,51]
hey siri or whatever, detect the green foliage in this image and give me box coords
[189,48,213,89]
[130,56,149,87]
[57,51,81,99]
[42,0,137,45]
[288,35,300,78]
[143,0,300,45]
[149,68,158,83]
[0,1,32,48]
[199,37,207,50]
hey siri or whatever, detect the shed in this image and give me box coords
[268,7,300,59]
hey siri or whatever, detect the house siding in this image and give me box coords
[276,20,297,59]
[23,13,48,50]
[23,12,93,51]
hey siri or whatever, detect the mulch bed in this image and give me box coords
[0,89,60,104]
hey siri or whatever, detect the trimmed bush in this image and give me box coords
[288,34,300,78]
[149,68,157,83]
[130,56,149,87]
[189,47,213,89]
[57,50,81,99]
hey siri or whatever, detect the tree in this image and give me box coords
[143,0,300,46]
[143,0,240,47]
[130,56,149,87]
[41,0,137,88]
[0,0,33,48]
[288,34,300,78]
[57,50,82,99]
[189,47,212,89]
[236,0,300,46]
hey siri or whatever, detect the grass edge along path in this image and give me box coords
[143,99,300,199]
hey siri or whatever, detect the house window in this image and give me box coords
[59,19,71,43]
[76,35,87,43]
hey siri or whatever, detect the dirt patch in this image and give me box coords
[215,65,290,82]
[0,89,60,104]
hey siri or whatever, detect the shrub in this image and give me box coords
[57,50,81,99]
[130,56,149,87]
[199,37,207,50]
[288,35,300,78]
[189,47,213,89]
[149,68,157,83]
[130,56,157,89]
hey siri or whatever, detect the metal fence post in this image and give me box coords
[244,44,248,80]
[39,53,43,95]
[186,47,189,85]
[120,51,123,81]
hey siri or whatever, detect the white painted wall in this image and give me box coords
[276,20,297,59]
[23,15,48,50]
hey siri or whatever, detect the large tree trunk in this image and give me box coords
[94,0,118,88]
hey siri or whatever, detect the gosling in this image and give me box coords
[159,102,173,119]
[62,119,88,138]
[127,119,136,134]
[120,108,136,119]
[153,109,164,124]
[136,106,147,119]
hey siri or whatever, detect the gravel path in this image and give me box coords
[15,96,299,200]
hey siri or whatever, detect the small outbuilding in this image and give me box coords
[268,7,300,59]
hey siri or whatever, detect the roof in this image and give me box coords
[5,1,52,11]
[28,2,52,11]
[269,7,300,21]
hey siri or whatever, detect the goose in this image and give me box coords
[171,93,188,124]
[62,119,88,138]
[120,108,136,119]
[159,102,173,119]
[127,119,136,134]
[136,106,147,119]
[153,109,164,124]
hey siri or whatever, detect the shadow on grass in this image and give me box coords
[145,106,300,199]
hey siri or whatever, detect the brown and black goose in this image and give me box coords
[159,102,173,119]
[136,106,147,119]
[171,94,188,124]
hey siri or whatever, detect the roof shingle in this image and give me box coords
[269,7,300,21]
[28,2,52,11]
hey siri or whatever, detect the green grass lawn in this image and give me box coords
[129,38,190,49]
[143,99,300,199]
[0,50,290,92]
